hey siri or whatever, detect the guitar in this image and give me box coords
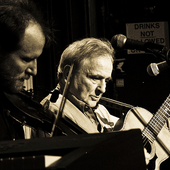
[100,96,170,170]
[121,98,170,170]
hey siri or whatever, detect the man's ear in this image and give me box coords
[63,65,71,82]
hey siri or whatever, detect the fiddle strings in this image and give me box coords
[50,64,74,136]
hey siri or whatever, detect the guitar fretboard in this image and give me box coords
[143,94,170,143]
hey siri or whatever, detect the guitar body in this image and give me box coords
[120,107,170,170]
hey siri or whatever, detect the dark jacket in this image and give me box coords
[0,93,24,141]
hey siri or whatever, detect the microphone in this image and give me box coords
[111,34,165,52]
[147,61,170,76]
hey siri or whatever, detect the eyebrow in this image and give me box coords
[87,73,112,81]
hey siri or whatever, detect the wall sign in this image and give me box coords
[126,21,169,54]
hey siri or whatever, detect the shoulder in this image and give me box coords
[41,94,76,120]
[41,93,60,113]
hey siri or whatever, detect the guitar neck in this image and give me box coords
[143,94,170,142]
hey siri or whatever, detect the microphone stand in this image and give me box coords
[146,46,170,63]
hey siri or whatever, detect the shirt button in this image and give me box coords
[84,105,90,112]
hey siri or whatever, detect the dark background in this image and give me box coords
[33,0,170,117]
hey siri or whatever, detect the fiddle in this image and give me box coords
[3,90,55,134]
[3,90,86,136]
[2,88,135,136]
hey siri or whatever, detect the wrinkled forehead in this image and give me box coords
[78,54,113,73]
[78,54,113,68]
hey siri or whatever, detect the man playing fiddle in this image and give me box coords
[0,0,50,141]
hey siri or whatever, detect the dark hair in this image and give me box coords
[0,0,51,55]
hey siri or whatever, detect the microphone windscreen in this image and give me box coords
[147,63,159,76]
[111,34,126,49]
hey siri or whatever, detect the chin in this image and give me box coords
[14,86,24,93]
[88,101,98,108]
[1,79,24,93]
[6,88,22,94]
[7,85,24,94]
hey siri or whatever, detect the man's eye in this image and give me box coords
[22,57,32,62]
[93,77,99,80]
[91,77,101,81]
[89,75,100,80]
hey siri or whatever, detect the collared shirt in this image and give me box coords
[41,91,119,134]
[66,93,99,124]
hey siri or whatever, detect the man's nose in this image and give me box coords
[26,59,37,76]
[97,80,106,94]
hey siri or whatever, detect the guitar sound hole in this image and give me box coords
[144,141,157,170]
[145,140,152,153]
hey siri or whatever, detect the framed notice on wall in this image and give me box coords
[126,21,169,54]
